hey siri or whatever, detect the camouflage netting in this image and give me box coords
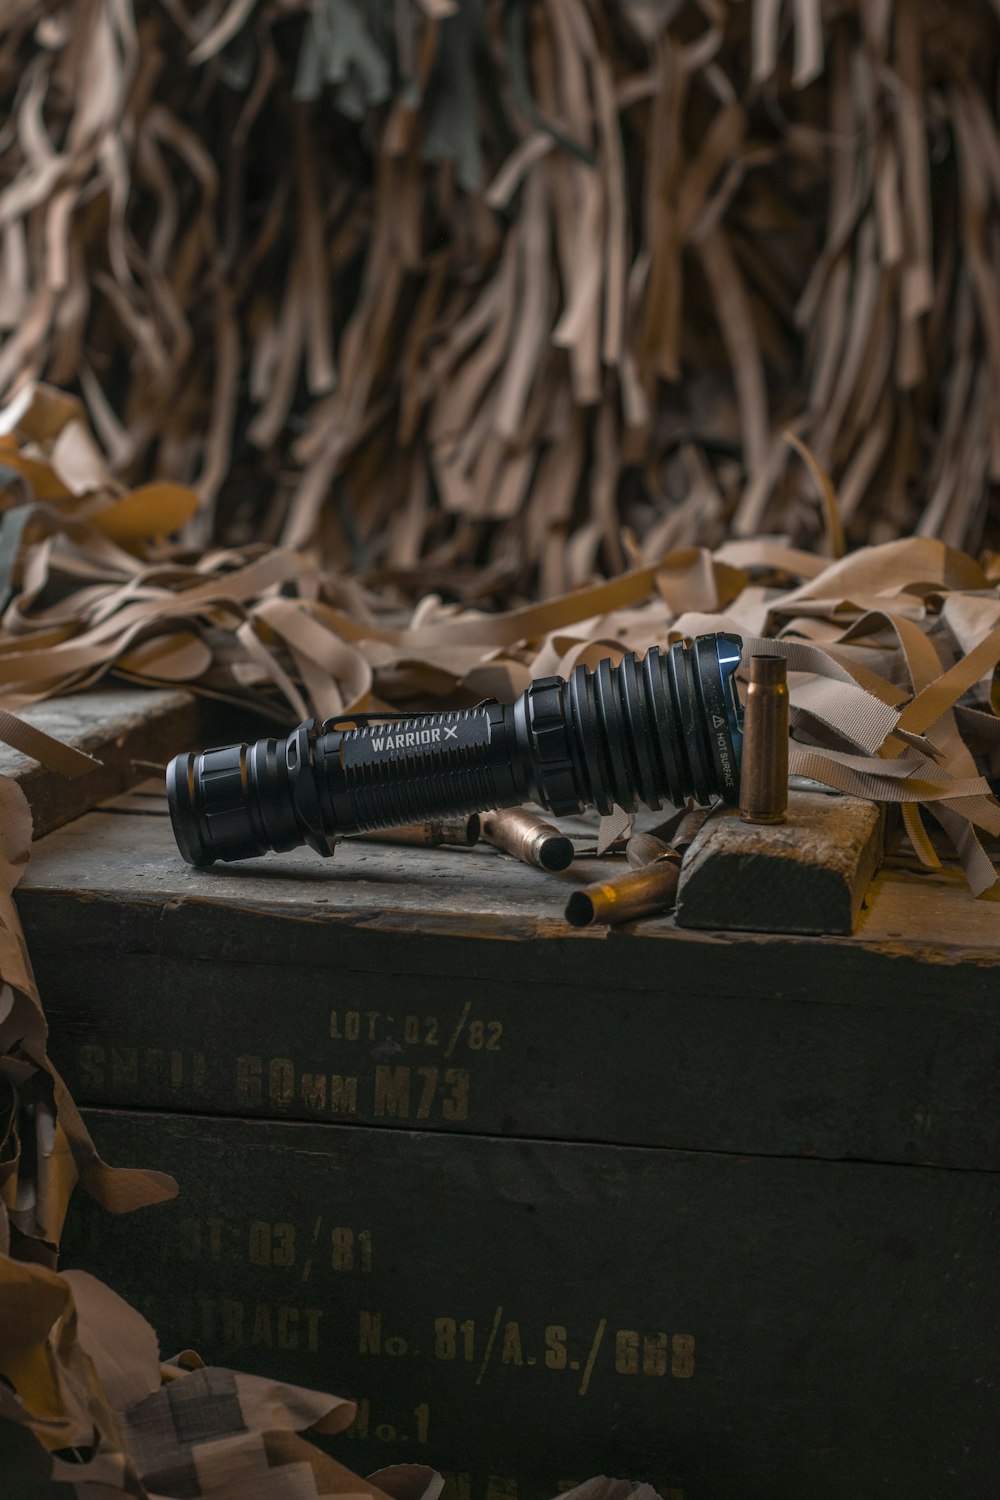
[1,0,999,598]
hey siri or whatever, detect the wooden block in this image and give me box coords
[675,791,884,935]
[0,686,201,838]
[60,1107,1000,1500]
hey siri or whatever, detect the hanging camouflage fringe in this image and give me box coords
[0,0,998,591]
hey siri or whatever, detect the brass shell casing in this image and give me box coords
[357,815,480,848]
[625,833,674,869]
[565,857,682,928]
[739,655,789,825]
[570,807,710,926]
[481,807,575,872]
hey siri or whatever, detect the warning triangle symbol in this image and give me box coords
[712,714,725,728]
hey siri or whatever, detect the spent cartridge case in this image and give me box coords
[638,807,714,858]
[565,856,682,928]
[481,807,575,872]
[356,815,480,848]
[740,654,789,825]
[626,833,674,869]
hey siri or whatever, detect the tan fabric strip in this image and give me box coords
[927,803,999,898]
[897,623,1000,734]
[0,707,100,777]
[786,674,900,754]
[787,747,990,803]
[741,634,905,703]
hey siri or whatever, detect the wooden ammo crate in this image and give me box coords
[15,784,1000,1500]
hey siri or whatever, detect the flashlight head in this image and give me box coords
[166,730,330,867]
[691,631,744,804]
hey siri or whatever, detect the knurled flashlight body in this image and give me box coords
[166,634,744,867]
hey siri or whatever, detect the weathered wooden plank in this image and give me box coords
[0,687,202,838]
[675,792,884,934]
[17,799,1000,1171]
[16,784,1000,953]
[61,1108,1000,1500]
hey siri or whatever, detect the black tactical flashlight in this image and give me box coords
[166,633,744,866]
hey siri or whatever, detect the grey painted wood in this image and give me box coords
[17,780,1000,952]
[676,793,884,934]
[18,796,1000,1169]
[61,1107,1000,1500]
[0,687,201,837]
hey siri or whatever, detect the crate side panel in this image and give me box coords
[60,1109,1000,1500]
